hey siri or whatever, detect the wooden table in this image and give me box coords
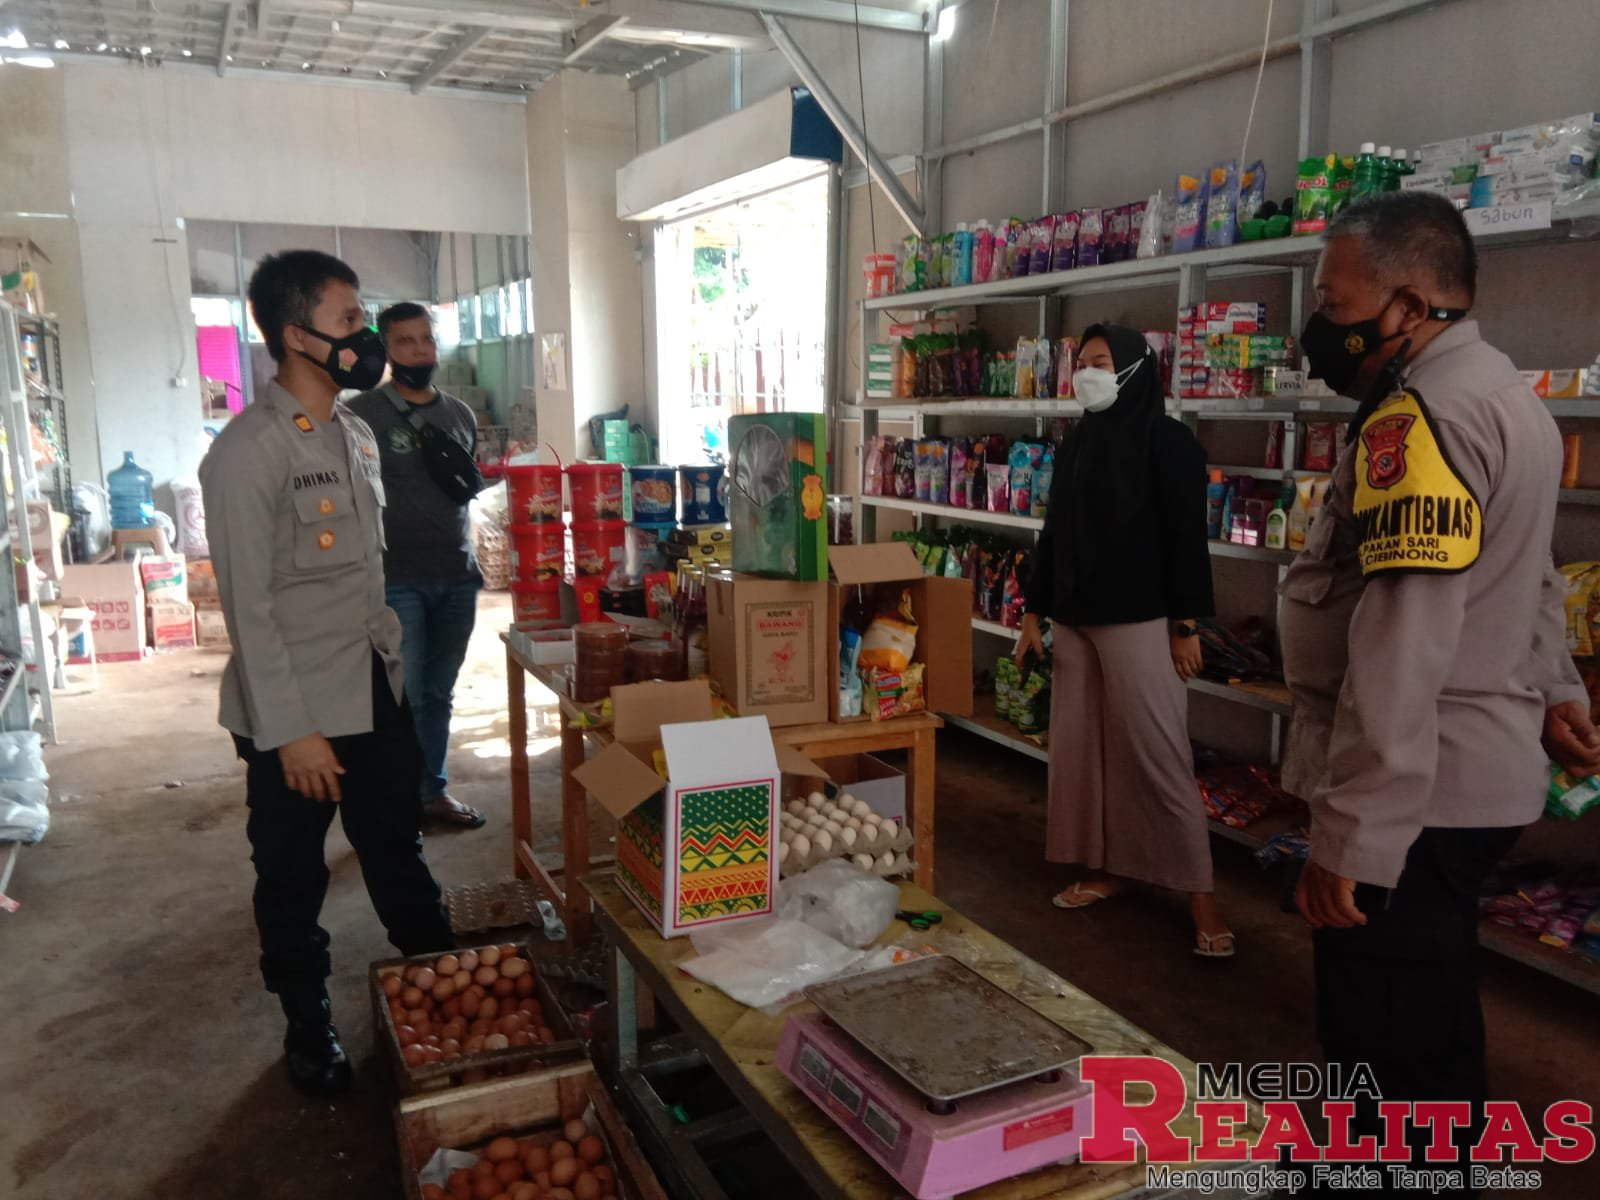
[584,870,1254,1200]
[503,635,944,947]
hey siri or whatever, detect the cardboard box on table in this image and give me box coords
[706,573,829,727]
[61,562,145,662]
[572,681,826,938]
[828,542,974,723]
[804,753,906,821]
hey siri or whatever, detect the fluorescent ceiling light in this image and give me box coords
[4,55,56,68]
[2,30,27,49]
[53,39,68,50]
[139,45,152,55]
[96,42,108,51]
[932,6,956,42]
[181,48,192,57]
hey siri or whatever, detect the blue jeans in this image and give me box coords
[386,580,481,802]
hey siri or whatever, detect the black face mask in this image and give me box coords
[294,324,387,392]
[1301,297,1469,397]
[390,359,438,391]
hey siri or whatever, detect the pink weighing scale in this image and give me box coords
[776,956,1094,1199]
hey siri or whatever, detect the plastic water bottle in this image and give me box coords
[108,451,155,529]
[1376,146,1397,193]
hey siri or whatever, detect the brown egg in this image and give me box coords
[436,953,461,976]
[573,1174,601,1200]
[549,1157,579,1187]
[466,984,487,1001]
[459,992,482,1018]
[509,1030,533,1047]
[396,1024,418,1046]
[517,999,541,1017]
[440,1038,462,1056]
[479,997,500,1022]
[562,1120,588,1143]
[471,1178,500,1200]
[494,1158,525,1184]
[464,1035,486,1054]
[493,978,516,998]
[458,949,480,972]
[453,969,473,991]
[546,1188,575,1200]
[472,1159,498,1180]
[590,1165,613,1188]
[534,1172,551,1190]
[485,1136,520,1162]
[442,1019,466,1041]
[499,957,529,980]
[402,1043,426,1067]
[537,1026,556,1044]
[423,1034,441,1046]
[422,1044,444,1064]
[413,966,438,991]
[449,1168,473,1190]
[524,1146,551,1174]
[479,944,502,968]
[441,998,462,1021]
[498,943,520,960]
[411,1016,433,1036]
[495,1015,521,1036]
[432,978,456,1003]
[509,1184,538,1200]
[549,1142,575,1161]
[389,1000,408,1022]
[382,975,404,998]
[407,1007,431,1027]
[422,1184,448,1200]
[468,1018,492,1038]
[576,1135,604,1165]
[474,965,500,987]
[514,973,536,998]
[484,1032,510,1051]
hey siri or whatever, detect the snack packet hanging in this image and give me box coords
[1051,211,1080,271]
[995,655,1021,723]
[1076,207,1104,267]
[859,589,919,671]
[1204,159,1241,249]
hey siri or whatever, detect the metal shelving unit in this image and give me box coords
[858,493,1045,531]
[15,314,71,515]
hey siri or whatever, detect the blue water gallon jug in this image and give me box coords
[108,451,155,529]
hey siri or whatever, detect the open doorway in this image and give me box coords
[653,172,831,466]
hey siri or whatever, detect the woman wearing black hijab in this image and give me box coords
[1016,323,1232,957]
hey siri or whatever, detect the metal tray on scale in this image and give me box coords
[802,956,1092,1103]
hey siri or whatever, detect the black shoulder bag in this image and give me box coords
[391,391,484,505]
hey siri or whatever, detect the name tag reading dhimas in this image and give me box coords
[1464,200,1552,237]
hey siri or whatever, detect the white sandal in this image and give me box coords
[1194,930,1237,958]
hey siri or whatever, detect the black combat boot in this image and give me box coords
[278,988,353,1097]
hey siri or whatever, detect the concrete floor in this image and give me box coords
[3,592,1597,1199]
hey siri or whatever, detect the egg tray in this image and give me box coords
[396,1060,669,1200]
[371,940,587,1098]
[777,820,915,879]
[444,878,549,936]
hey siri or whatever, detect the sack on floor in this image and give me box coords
[0,732,47,782]
[0,779,49,843]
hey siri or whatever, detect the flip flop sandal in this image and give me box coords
[1051,882,1118,909]
[424,798,487,829]
[1194,930,1237,958]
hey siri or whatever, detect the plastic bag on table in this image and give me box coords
[682,918,868,1011]
[778,858,901,949]
[0,779,49,843]
[0,732,46,782]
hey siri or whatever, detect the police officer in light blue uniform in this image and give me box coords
[200,250,453,1098]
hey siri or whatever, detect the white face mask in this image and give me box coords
[1072,356,1144,413]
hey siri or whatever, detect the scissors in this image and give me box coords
[896,909,943,931]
